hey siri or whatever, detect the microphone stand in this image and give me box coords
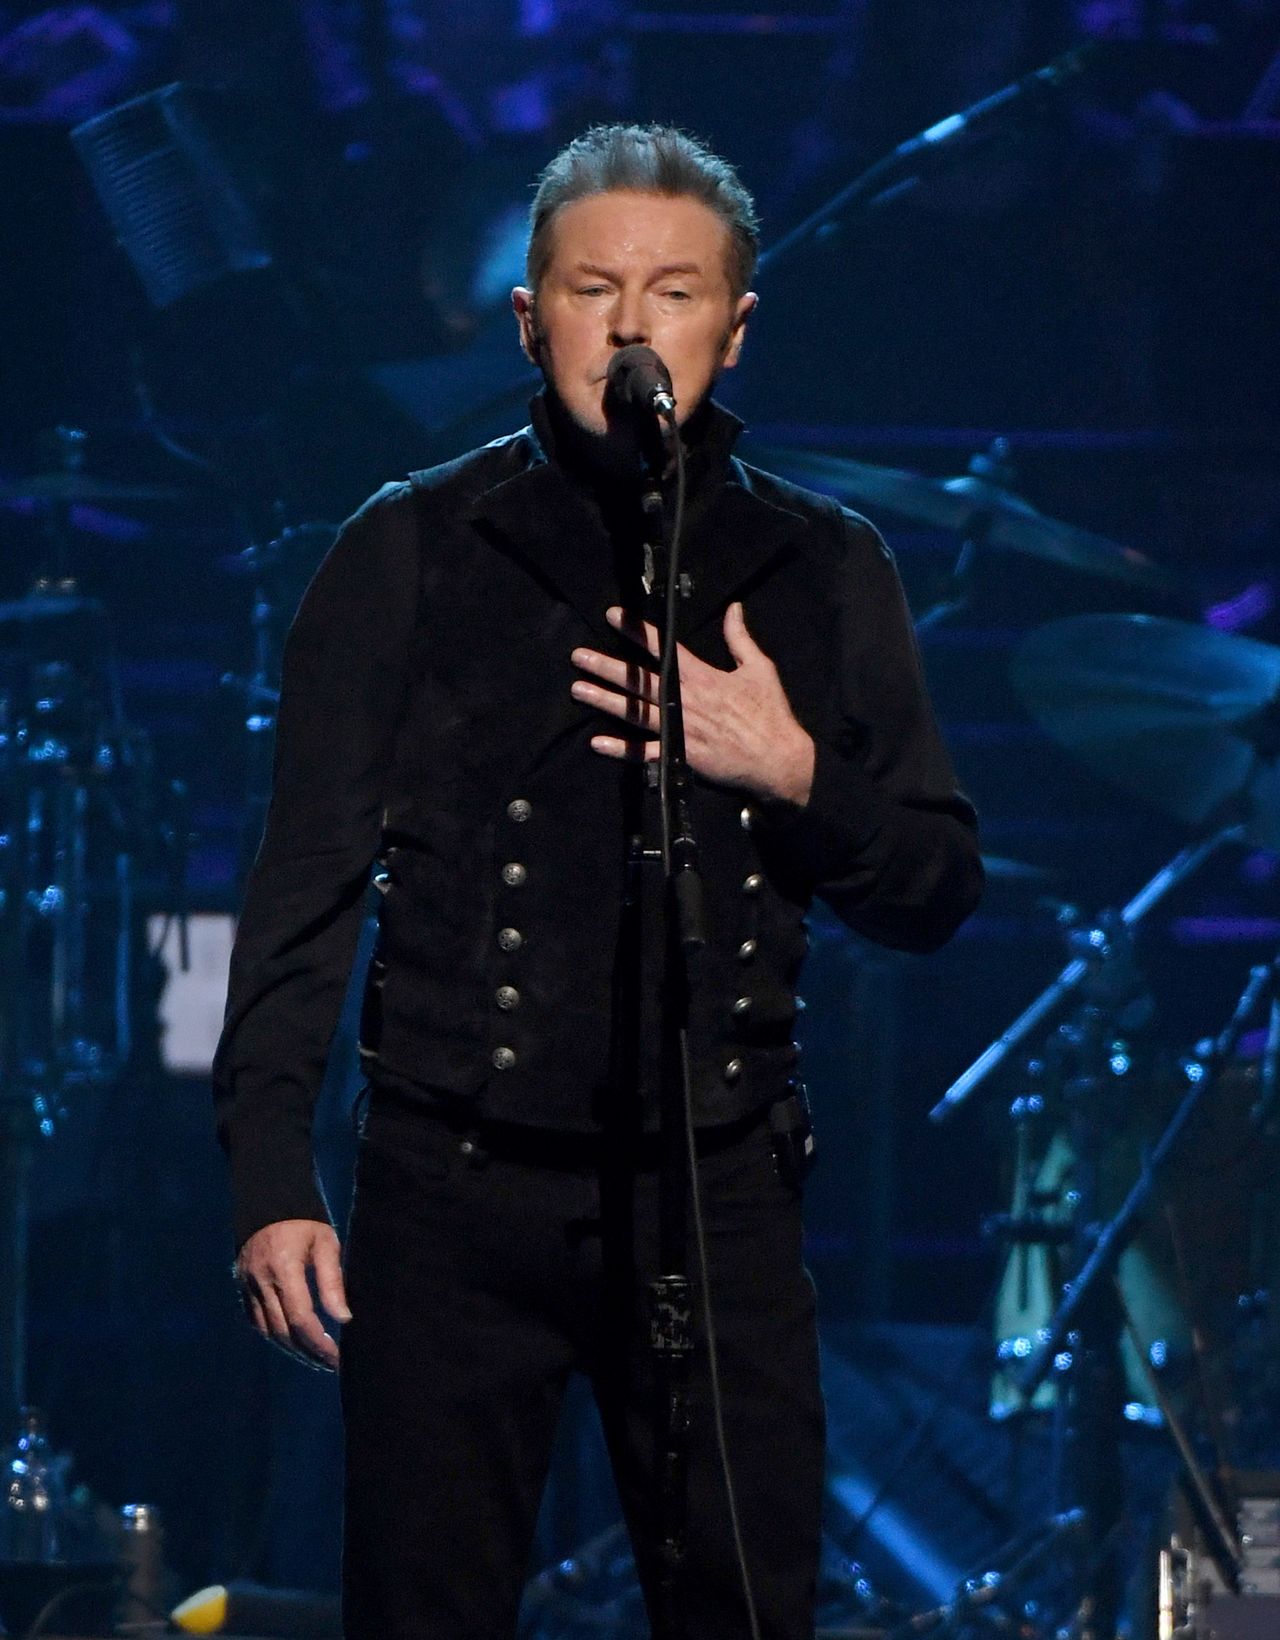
[640,409,706,1640]
[758,43,1098,276]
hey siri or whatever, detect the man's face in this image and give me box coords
[512,190,756,435]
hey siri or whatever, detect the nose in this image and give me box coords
[607,290,649,348]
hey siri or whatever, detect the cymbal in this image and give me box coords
[0,591,108,629]
[981,854,1057,885]
[0,471,187,505]
[1013,614,1280,850]
[757,447,1175,591]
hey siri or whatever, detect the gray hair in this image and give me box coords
[526,124,760,298]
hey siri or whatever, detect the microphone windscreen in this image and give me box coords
[606,345,672,412]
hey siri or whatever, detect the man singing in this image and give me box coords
[214,123,982,1639]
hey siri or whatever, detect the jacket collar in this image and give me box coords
[468,391,807,647]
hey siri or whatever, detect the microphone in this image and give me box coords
[890,43,1093,166]
[759,43,1100,270]
[605,345,676,420]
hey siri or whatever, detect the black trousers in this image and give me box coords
[339,1092,826,1640]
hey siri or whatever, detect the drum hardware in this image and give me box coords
[0,468,189,1588]
[983,1212,1075,1247]
[218,673,281,714]
[1118,1297,1242,1602]
[883,1507,1088,1640]
[0,667,145,1509]
[1014,954,1280,1412]
[930,603,1280,1634]
[0,422,185,515]
[215,519,336,881]
[994,953,1280,1638]
[1156,1473,1280,1640]
[931,826,1241,1126]
[1250,992,1279,1132]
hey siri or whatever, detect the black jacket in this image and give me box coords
[213,395,982,1248]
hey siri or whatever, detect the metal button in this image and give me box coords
[742,873,764,896]
[732,995,752,1017]
[507,798,532,823]
[737,939,758,961]
[495,985,520,1011]
[723,1058,743,1084]
[501,862,527,887]
[497,927,523,952]
[492,1046,517,1070]
[739,805,754,831]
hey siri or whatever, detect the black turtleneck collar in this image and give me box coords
[527,385,746,522]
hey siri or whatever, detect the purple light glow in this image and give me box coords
[1242,851,1279,886]
[1171,917,1280,944]
[71,505,150,542]
[1205,581,1275,632]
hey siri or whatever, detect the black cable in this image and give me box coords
[656,413,761,1640]
[20,1576,119,1640]
[682,1029,762,1640]
[656,413,687,884]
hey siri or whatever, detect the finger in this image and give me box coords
[273,1268,341,1371]
[252,1279,305,1358]
[242,1288,269,1339]
[571,647,658,700]
[590,734,659,761]
[723,601,762,667]
[571,678,659,731]
[312,1235,352,1324]
[604,611,715,692]
[606,606,660,656]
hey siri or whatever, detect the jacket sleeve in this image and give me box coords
[212,482,419,1250]
[759,507,983,953]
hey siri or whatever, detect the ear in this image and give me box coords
[721,291,758,371]
[512,286,540,366]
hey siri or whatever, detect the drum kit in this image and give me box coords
[0,440,184,1427]
[760,439,1280,1638]
[0,436,323,1601]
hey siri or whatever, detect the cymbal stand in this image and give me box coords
[218,544,287,884]
[982,901,1155,1637]
[930,825,1242,1124]
[914,440,1013,636]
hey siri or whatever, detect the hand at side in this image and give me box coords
[235,1219,351,1372]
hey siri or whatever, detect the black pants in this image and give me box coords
[339,1094,825,1640]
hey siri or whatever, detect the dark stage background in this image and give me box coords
[1,0,1278,1626]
